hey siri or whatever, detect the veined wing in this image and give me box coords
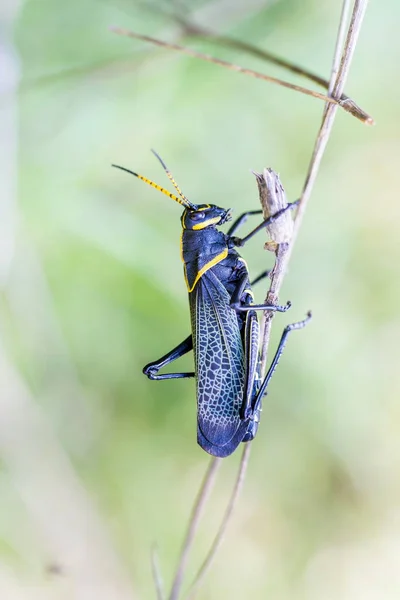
[190,269,248,457]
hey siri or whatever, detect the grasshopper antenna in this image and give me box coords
[151,149,197,210]
[112,163,196,209]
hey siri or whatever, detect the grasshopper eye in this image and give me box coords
[191,212,206,221]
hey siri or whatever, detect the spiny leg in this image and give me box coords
[227,210,263,236]
[253,311,312,410]
[143,335,194,380]
[234,300,291,313]
[230,271,291,313]
[240,310,261,420]
[232,200,299,247]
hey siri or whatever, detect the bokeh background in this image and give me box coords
[1,0,400,598]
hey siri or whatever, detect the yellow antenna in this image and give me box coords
[112,164,196,209]
[151,149,197,210]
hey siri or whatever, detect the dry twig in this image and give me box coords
[258,0,355,371]
[185,443,252,600]
[110,27,372,124]
[280,0,369,277]
[176,17,373,125]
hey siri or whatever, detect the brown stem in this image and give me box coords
[168,457,222,600]
[294,0,369,252]
[177,19,373,125]
[258,0,369,372]
[184,444,252,600]
[109,27,373,123]
[251,169,294,372]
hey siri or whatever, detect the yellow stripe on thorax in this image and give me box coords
[184,249,228,292]
[192,216,222,230]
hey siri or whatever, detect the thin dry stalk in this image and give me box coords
[327,0,352,96]
[176,18,373,125]
[288,0,369,267]
[259,0,356,370]
[253,168,297,373]
[109,27,372,123]
[168,457,222,600]
[185,443,252,600]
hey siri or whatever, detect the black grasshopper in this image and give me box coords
[113,152,311,457]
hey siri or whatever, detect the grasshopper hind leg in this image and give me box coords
[143,334,195,380]
[242,312,312,442]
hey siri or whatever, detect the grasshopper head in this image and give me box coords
[181,205,232,230]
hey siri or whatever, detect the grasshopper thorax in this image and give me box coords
[181,205,232,231]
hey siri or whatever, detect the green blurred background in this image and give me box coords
[1,0,400,598]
